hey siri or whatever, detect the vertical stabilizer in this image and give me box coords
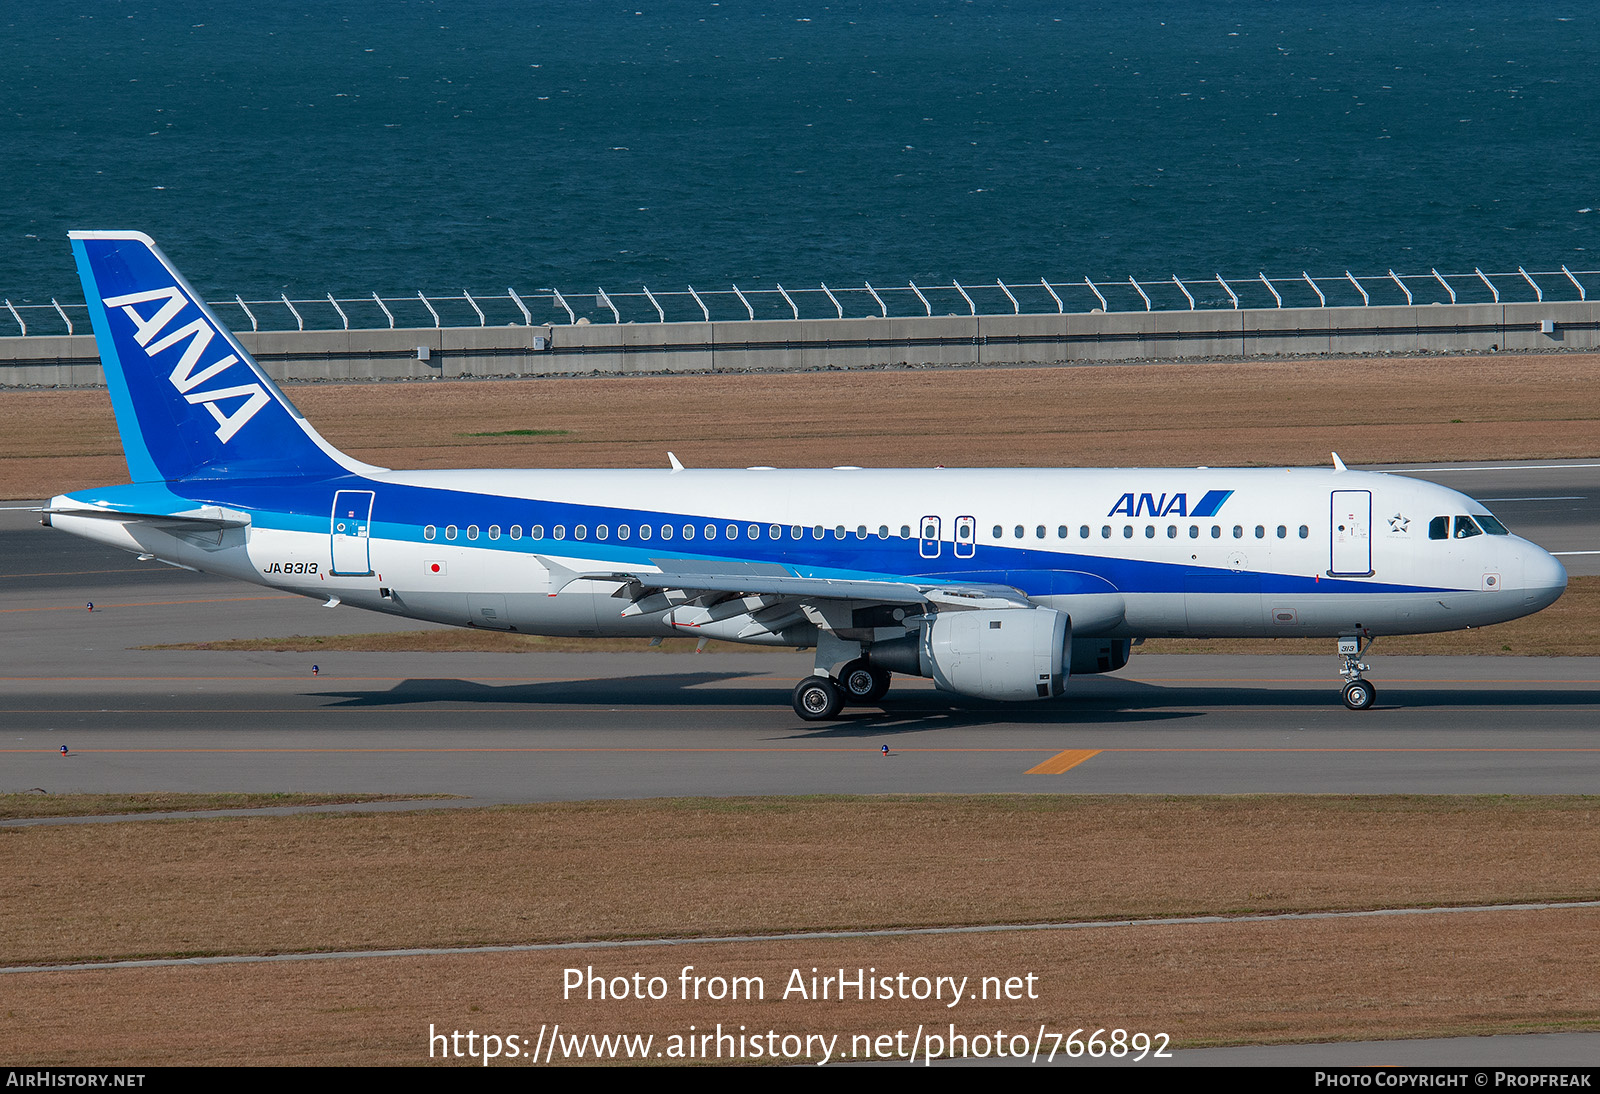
[70,231,377,483]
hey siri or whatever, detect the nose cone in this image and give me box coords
[1522,545,1568,614]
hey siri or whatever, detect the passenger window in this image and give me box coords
[728,524,739,540]
[813,525,825,540]
[424,525,436,541]
[856,525,867,539]
[900,525,911,539]
[575,525,586,540]
[531,524,545,539]
[1276,525,1286,539]
[1144,525,1155,539]
[446,525,458,541]
[488,525,500,540]
[993,525,1003,539]
[1123,526,1133,539]
[552,526,564,540]
[748,524,760,539]
[467,525,479,541]
[1255,525,1264,539]
[877,525,889,539]
[770,524,781,539]
[597,525,608,540]
[1189,525,1199,539]
[704,524,716,540]
[1079,525,1090,539]
[1101,525,1112,539]
[1429,516,1449,540]
[1014,525,1024,539]
[1036,525,1046,539]
[1211,526,1221,539]
[639,525,651,540]
[792,526,804,539]
[1454,515,1483,539]
[1057,525,1068,539]
[617,525,628,541]
[681,525,692,540]
[510,525,522,540]
[1167,525,1177,539]
[1233,525,1243,539]
[834,525,846,539]
[1298,525,1309,539]
[662,525,674,540]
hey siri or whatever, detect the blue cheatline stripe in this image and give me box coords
[1189,489,1234,519]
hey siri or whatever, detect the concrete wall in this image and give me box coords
[4,300,1597,387]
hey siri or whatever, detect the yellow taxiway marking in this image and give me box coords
[1025,748,1103,774]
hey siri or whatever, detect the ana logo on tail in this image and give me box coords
[101,285,270,443]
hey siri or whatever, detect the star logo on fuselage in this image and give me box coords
[1388,513,1410,533]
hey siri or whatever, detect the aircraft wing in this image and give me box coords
[537,555,1033,610]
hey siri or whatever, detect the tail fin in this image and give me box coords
[70,231,378,483]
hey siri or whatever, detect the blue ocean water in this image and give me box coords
[3,1,1598,320]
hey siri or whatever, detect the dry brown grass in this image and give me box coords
[7,910,1600,1065]
[5,353,1600,498]
[6,796,1598,968]
[4,796,1600,1063]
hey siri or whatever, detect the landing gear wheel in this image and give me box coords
[838,660,892,704]
[1342,679,1376,710]
[793,676,845,721]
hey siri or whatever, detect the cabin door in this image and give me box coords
[330,490,376,576]
[1329,490,1373,576]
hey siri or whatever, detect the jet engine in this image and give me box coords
[867,607,1071,701]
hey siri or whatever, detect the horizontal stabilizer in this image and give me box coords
[39,505,251,531]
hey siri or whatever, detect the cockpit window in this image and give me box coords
[1453,515,1483,539]
[1475,514,1510,535]
[1429,516,1448,540]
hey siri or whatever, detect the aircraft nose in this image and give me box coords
[1522,546,1568,613]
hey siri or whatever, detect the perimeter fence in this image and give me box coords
[3,264,1595,337]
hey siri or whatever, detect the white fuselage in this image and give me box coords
[50,465,1568,646]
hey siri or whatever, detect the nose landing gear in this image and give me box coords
[1338,636,1376,710]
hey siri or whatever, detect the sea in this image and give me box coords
[3,1,1599,324]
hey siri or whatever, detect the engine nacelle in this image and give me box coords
[918,607,1071,701]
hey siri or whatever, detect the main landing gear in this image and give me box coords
[1338,636,1376,710]
[792,660,892,721]
[792,676,844,721]
[839,660,892,704]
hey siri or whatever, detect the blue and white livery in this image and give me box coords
[45,232,1568,717]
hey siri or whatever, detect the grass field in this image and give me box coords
[5,353,1600,499]
[3,795,1599,1064]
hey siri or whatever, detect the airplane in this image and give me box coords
[41,231,1568,719]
